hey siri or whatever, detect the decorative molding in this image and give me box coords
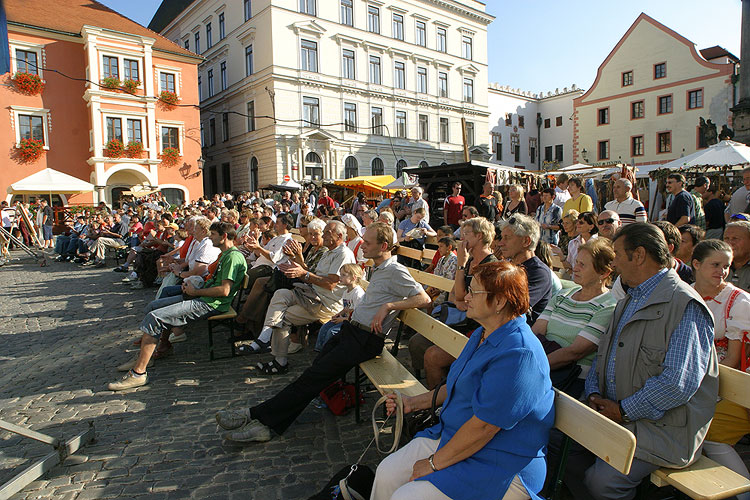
[290,20,327,37]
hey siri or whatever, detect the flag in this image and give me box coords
[0,0,10,75]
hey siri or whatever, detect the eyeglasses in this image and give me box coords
[508,216,518,225]
[467,286,490,295]
[598,218,617,225]
[730,214,749,221]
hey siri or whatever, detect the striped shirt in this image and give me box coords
[604,196,647,225]
[539,287,616,375]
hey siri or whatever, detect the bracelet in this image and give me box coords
[428,454,439,472]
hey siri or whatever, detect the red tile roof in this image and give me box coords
[699,46,739,63]
[5,0,200,60]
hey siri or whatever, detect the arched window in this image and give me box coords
[305,151,323,180]
[161,188,185,206]
[419,161,429,169]
[305,151,322,163]
[250,156,259,191]
[396,159,407,177]
[371,157,384,175]
[344,156,358,179]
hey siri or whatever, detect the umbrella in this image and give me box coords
[661,140,750,170]
[10,168,94,194]
[550,163,620,178]
[266,179,302,191]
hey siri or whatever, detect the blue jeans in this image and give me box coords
[158,285,183,299]
[314,320,342,352]
[55,235,71,254]
[139,295,216,339]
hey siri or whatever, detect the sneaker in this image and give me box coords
[287,342,304,354]
[215,408,251,430]
[107,370,148,391]
[130,282,145,289]
[222,419,271,443]
[122,272,138,283]
[171,332,187,343]
[117,356,154,372]
[113,266,129,273]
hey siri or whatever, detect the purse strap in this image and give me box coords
[372,391,404,455]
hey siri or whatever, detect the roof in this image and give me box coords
[148,0,195,33]
[5,0,199,59]
[699,45,739,63]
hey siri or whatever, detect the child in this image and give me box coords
[314,263,365,352]
[173,229,188,250]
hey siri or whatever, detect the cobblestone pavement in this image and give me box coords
[0,253,390,500]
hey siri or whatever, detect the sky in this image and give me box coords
[99,0,742,93]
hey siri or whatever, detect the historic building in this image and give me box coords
[574,13,738,169]
[1,0,203,206]
[149,0,494,195]
[488,84,583,171]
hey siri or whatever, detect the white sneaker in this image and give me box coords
[108,370,148,391]
[130,282,145,289]
[171,332,187,343]
[122,272,138,283]
[117,356,154,372]
[287,342,304,354]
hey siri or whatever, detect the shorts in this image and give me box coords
[43,225,53,240]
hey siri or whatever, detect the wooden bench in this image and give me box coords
[407,268,455,293]
[207,274,249,361]
[649,365,750,499]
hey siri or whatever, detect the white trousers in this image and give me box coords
[370,437,529,500]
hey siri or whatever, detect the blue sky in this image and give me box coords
[100,0,742,92]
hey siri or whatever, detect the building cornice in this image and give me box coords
[421,0,494,25]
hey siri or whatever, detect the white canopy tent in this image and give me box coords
[660,140,750,170]
[383,173,418,190]
[10,168,95,194]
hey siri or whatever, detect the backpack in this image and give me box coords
[134,248,163,287]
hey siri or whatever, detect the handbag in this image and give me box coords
[319,380,364,416]
[402,381,443,442]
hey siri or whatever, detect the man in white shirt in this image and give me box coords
[604,178,648,225]
[410,186,430,223]
[553,173,571,208]
[243,213,294,290]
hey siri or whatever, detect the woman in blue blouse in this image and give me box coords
[371,261,555,500]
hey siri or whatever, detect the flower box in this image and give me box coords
[17,138,45,163]
[13,72,44,95]
[104,139,125,158]
[158,90,179,109]
[159,147,181,166]
[125,141,144,158]
[122,79,141,94]
[101,77,121,90]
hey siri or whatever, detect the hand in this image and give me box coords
[370,303,392,334]
[182,281,197,296]
[456,240,469,267]
[455,300,468,312]
[588,394,623,424]
[409,459,434,481]
[283,239,303,257]
[385,392,414,416]
[279,261,306,279]
[330,315,345,324]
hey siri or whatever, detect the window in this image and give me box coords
[344,102,357,132]
[440,117,449,142]
[396,110,407,138]
[206,22,212,49]
[632,135,644,156]
[529,137,537,164]
[394,61,405,89]
[396,159,407,176]
[436,27,447,53]
[219,13,225,39]
[555,144,563,162]
[392,14,404,40]
[371,157,384,175]
[221,163,231,193]
[162,126,180,151]
[208,119,216,146]
[184,39,189,50]
[198,75,202,100]
[544,118,550,128]
[631,100,644,119]
[598,140,609,160]
[438,71,448,97]
[461,36,473,60]
[511,134,520,162]
[344,156,358,178]
[303,97,320,127]
[244,0,251,21]
[194,32,201,54]
[369,56,381,85]
[418,114,428,141]
[301,40,318,72]
[220,61,227,91]
[341,0,353,26]
[15,49,38,74]
[505,113,512,126]
[597,107,609,125]
[123,59,139,82]
[300,0,316,16]
[466,121,475,147]
[126,119,142,144]
[342,49,355,79]
[200,122,205,146]
[688,89,703,109]
[518,116,525,128]
[492,133,501,160]
[371,107,383,135]
[245,45,254,76]
[19,114,44,142]
[160,72,176,93]
[250,157,259,190]
[463,78,474,103]
[658,131,671,153]
[658,95,672,114]
[207,69,214,97]
[222,112,229,142]
[102,56,119,79]
[555,116,563,126]
[247,101,255,131]
[368,6,380,33]
[545,146,553,162]
[106,117,122,142]
[417,67,427,93]
[416,21,426,47]
[622,71,633,86]
[654,62,666,79]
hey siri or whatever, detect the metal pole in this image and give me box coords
[461,118,470,162]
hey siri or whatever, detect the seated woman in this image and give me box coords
[532,238,616,398]
[372,261,555,500]
[691,239,750,497]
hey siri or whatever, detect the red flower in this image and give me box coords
[125,141,144,158]
[158,91,179,110]
[13,72,44,95]
[159,147,181,166]
[105,139,125,158]
[17,138,45,163]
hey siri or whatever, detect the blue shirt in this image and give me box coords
[585,269,713,421]
[398,218,433,246]
[417,316,555,500]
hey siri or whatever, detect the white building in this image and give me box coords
[487,84,584,171]
[149,0,494,195]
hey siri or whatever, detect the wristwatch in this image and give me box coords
[428,454,439,472]
[618,401,631,424]
[304,271,310,282]
[457,265,466,271]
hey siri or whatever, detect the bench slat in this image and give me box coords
[359,348,426,397]
[396,246,424,260]
[407,268,455,293]
[422,248,437,261]
[399,308,467,359]
[718,364,750,408]
[651,455,750,500]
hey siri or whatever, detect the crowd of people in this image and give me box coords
[9,166,750,500]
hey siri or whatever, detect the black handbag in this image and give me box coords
[307,464,375,500]
[403,381,443,442]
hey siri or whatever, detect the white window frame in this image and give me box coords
[461,35,473,60]
[394,60,405,89]
[218,12,226,40]
[99,52,143,84]
[301,39,319,73]
[10,40,45,78]
[395,110,407,138]
[438,71,448,97]
[367,5,380,34]
[342,48,356,80]
[369,55,381,85]
[436,26,447,53]
[415,20,427,47]
[392,13,404,40]
[11,106,50,149]
[340,0,353,26]
[157,121,184,155]
[417,66,427,94]
[155,66,182,97]
[220,61,227,91]
[101,111,148,149]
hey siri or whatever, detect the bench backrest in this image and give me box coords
[718,365,750,408]
[396,246,423,261]
[399,308,468,359]
[408,268,455,293]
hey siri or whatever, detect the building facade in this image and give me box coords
[574,13,738,169]
[1,0,204,207]
[487,84,583,171]
[150,0,494,195]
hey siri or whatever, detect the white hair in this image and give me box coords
[499,213,541,251]
[307,218,326,234]
[617,178,633,190]
[327,220,347,239]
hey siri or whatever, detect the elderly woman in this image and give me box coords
[372,261,555,500]
[532,238,616,397]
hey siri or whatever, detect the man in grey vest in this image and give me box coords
[578,223,718,499]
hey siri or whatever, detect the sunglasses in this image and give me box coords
[730,214,749,221]
[598,218,617,225]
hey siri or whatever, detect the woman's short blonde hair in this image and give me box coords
[510,184,525,198]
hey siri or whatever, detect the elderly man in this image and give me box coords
[410,186,430,223]
[604,178,647,225]
[216,223,430,442]
[566,222,717,500]
[240,221,355,372]
[88,213,130,268]
[596,210,621,240]
[724,220,750,292]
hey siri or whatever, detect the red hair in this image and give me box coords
[473,261,530,318]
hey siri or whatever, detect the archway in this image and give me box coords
[305,151,323,180]
[396,159,407,177]
[105,168,151,206]
[250,156,259,191]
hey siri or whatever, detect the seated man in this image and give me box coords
[107,222,247,391]
[55,215,86,260]
[558,222,717,499]
[88,213,130,268]
[215,222,430,442]
[241,213,293,289]
[155,217,218,295]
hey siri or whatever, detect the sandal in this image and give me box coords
[237,339,270,355]
[256,359,289,375]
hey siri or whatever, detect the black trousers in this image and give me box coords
[250,321,384,435]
